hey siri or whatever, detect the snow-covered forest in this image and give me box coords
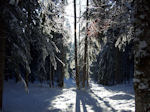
[0,0,150,112]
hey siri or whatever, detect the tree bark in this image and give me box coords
[74,0,79,89]
[82,0,89,88]
[51,66,54,88]
[60,0,65,88]
[134,0,150,112]
[49,62,52,88]
[61,44,64,88]
[78,0,81,46]
[86,36,89,87]
[0,18,6,111]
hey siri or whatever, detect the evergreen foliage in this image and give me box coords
[1,0,70,88]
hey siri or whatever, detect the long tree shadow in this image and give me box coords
[75,89,116,112]
[89,89,116,112]
[109,94,134,100]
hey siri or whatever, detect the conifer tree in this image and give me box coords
[134,0,150,111]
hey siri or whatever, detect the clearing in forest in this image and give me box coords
[3,79,134,112]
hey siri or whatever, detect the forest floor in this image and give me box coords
[3,79,135,112]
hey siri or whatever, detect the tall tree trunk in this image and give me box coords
[0,18,6,111]
[49,62,52,88]
[86,37,89,87]
[74,0,79,89]
[51,66,54,88]
[61,44,65,88]
[82,0,89,88]
[134,0,150,112]
[78,0,81,45]
[60,0,65,87]
[58,40,65,88]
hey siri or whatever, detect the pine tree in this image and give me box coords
[134,0,150,111]
[88,0,134,85]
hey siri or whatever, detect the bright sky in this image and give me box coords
[64,0,86,41]
[40,0,87,42]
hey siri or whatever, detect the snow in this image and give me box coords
[133,78,140,83]
[3,79,135,112]
[138,82,149,90]
[22,8,26,12]
[22,28,25,33]
[32,20,36,25]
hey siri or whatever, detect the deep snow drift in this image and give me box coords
[3,79,135,112]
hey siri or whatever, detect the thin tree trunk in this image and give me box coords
[0,19,6,111]
[25,71,29,87]
[78,0,81,46]
[49,62,52,88]
[82,0,89,88]
[74,0,79,89]
[86,37,89,87]
[60,0,65,87]
[51,66,54,88]
[134,0,150,111]
[61,44,64,88]
[59,39,65,88]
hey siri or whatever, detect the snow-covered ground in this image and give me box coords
[3,79,135,112]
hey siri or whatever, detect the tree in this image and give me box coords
[1,0,68,89]
[134,0,150,111]
[0,15,6,112]
[82,0,89,88]
[87,0,134,85]
[78,0,81,45]
[0,0,7,110]
[74,0,79,89]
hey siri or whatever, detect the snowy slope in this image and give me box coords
[3,79,135,112]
